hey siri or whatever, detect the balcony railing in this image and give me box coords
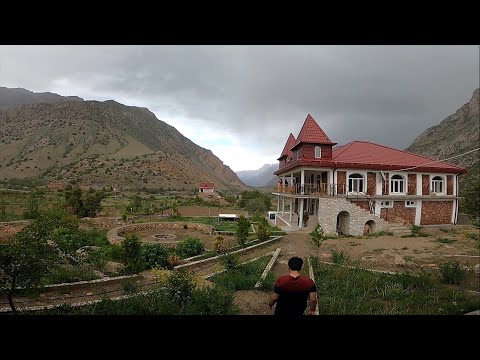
[275,183,346,196]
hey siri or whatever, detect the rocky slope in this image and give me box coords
[406,88,479,169]
[0,94,247,192]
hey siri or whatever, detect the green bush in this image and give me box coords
[44,266,100,284]
[257,217,271,242]
[220,253,239,272]
[176,236,205,258]
[121,235,146,274]
[167,270,195,313]
[140,243,170,269]
[331,249,350,265]
[439,260,466,285]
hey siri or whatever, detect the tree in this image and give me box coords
[257,217,271,242]
[24,191,42,219]
[236,215,250,248]
[65,187,106,218]
[171,201,181,218]
[121,234,145,274]
[0,236,59,312]
[461,174,479,220]
[309,224,326,259]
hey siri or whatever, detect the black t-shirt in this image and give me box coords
[273,275,317,316]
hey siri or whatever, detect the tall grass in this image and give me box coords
[313,263,478,315]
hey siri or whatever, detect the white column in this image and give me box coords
[282,196,285,215]
[328,171,334,195]
[452,175,457,196]
[299,198,304,228]
[301,169,305,195]
[289,198,293,223]
[415,200,422,226]
[376,173,382,195]
[416,173,422,196]
[277,196,280,213]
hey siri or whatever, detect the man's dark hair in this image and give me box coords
[288,256,303,271]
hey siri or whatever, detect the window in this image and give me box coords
[390,175,405,194]
[405,200,416,207]
[296,150,300,160]
[381,201,393,208]
[431,176,444,194]
[348,173,364,192]
[315,146,321,158]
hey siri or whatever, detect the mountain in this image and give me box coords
[0,87,84,107]
[406,88,479,169]
[237,164,278,187]
[0,91,248,192]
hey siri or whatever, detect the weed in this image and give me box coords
[439,260,466,285]
[331,249,350,265]
[436,238,456,245]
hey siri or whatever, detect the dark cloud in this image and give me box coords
[0,45,477,170]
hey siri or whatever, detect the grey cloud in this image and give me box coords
[0,45,477,164]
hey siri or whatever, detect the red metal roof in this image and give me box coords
[291,114,336,150]
[199,182,214,189]
[332,141,465,172]
[277,133,296,160]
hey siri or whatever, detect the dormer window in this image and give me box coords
[315,146,321,158]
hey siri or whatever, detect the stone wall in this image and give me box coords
[317,197,387,236]
[379,201,415,225]
[337,171,346,194]
[107,222,215,244]
[421,201,453,225]
[367,172,376,196]
[447,175,454,195]
[422,175,429,195]
[408,174,416,195]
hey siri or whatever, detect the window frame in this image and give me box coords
[405,200,416,208]
[431,176,445,194]
[348,173,365,193]
[390,174,406,194]
[380,201,394,208]
[314,146,321,159]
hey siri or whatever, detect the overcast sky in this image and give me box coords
[0,45,478,171]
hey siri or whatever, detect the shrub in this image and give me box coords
[185,286,237,315]
[236,215,250,248]
[220,253,239,272]
[436,238,456,244]
[213,236,226,254]
[140,243,170,269]
[121,235,146,274]
[168,254,182,267]
[183,223,188,229]
[257,217,271,242]
[439,260,466,285]
[45,266,100,284]
[176,237,205,258]
[331,249,350,265]
[167,270,195,313]
[309,224,326,258]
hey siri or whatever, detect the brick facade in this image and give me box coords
[379,201,415,225]
[300,144,333,160]
[382,173,389,195]
[408,174,416,195]
[422,175,429,195]
[367,172,376,196]
[420,201,453,225]
[447,175,453,195]
[337,171,346,194]
[351,200,370,211]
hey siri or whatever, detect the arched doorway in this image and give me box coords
[363,220,376,235]
[336,211,350,235]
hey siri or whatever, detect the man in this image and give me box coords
[269,257,317,316]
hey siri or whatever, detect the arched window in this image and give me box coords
[431,176,444,193]
[348,173,364,192]
[390,175,405,194]
[315,146,321,158]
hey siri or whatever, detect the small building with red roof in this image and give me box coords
[198,182,215,193]
[272,114,465,235]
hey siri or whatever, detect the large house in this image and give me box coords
[273,114,466,236]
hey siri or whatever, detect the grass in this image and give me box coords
[210,255,275,292]
[312,262,479,315]
[440,227,458,234]
[370,248,385,254]
[366,230,394,238]
[38,285,238,315]
[159,216,239,232]
[436,238,457,245]
[43,266,101,285]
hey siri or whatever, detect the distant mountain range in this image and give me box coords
[236,164,277,187]
[0,87,248,192]
[0,87,84,107]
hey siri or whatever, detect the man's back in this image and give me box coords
[273,274,316,316]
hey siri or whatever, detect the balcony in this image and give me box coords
[274,183,346,196]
